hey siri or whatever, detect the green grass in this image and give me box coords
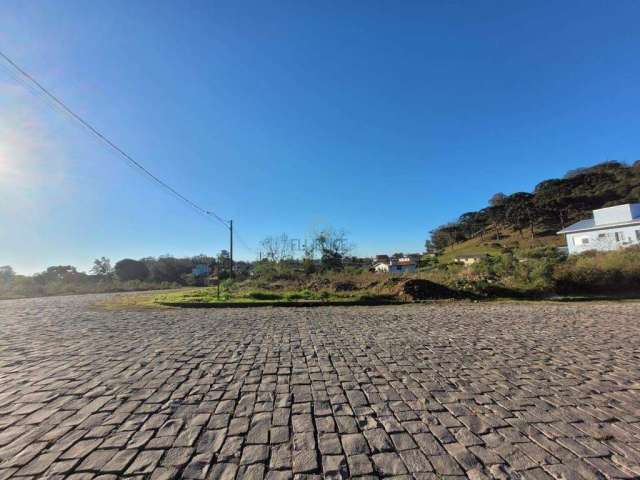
[439,228,564,264]
[438,242,503,264]
[149,287,400,307]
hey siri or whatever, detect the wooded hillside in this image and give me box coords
[427,161,640,251]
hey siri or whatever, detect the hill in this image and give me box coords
[439,228,564,263]
[429,160,640,257]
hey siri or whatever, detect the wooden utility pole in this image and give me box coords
[229,219,234,275]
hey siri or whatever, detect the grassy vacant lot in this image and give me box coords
[20,243,640,309]
[93,245,640,309]
[97,286,402,309]
[159,246,640,307]
[96,270,467,309]
[152,287,400,307]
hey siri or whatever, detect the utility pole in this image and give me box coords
[229,219,234,275]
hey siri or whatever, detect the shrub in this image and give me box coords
[115,259,150,281]
[333,281,356,292]
[285,289,315,301]
[554,246,640,294]
[245,290,283,300]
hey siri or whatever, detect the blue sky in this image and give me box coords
[1,1,639,274]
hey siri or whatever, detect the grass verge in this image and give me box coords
[95,288,403,309]
[153,288,401,307]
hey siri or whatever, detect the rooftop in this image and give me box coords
[394,258,417,265]
[558,217,640,234]
[558,203,640,234]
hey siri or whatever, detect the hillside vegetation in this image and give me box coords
[438,229,565,263]
[427,161,640,254]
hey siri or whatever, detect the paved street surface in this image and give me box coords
[1,295,640,480]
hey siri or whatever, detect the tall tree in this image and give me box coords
[484,206,506,240]
[0,266,15,284]
[504,192,537,237]
[115,259,150,281]
[314,228,352,271]
[534,179,573,229]
[489,192,507,207]
[38,266,81,282]
[91,257,113,276]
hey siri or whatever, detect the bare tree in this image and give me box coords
[313,228,353,270]
[260,234,293,262]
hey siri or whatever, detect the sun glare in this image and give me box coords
[0,137,20,184]
[0,146,13,178]
[0,113,42,187]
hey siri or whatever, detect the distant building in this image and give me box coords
[192,264,210,277]
[375,254,390,264]
[374,256,417,274]
[453,253,488,266]
[558,203,640,254]
[405,253,423,263]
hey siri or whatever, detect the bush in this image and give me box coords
[554,246,640,294]
[333,281,356,292]
[285,289,315,301]
[115,259,150,281]
[245,290,283,300]
[396,278,464,300]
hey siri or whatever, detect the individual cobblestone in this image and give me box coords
[1,294,640,479]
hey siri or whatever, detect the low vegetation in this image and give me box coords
[152,286,399,307]
[554,247,640,294]
[131,246,638,306]
[427,161,640,253]
[4,246,640,304]
[0,256,216,300]
[3,161,640,304]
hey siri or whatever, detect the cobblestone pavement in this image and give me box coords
[1,295,640,480]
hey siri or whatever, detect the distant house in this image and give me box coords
[558,203,640,254]
[405,253,423,263]
[192,264,210,277]
[453,253,488,266]
[375,254,390,264]
[374,256,417,274]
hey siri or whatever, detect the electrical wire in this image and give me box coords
[0,50,230,229]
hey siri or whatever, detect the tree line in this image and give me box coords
[0,228,359,299]
[426,161,640,252]
[0,254,241,299]
[258,228,354,273]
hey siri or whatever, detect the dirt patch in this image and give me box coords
[333,281,357,292]
[395,279,463,301]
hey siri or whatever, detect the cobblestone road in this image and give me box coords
[1,295,640,480]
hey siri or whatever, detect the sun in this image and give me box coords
[0,138,19,183]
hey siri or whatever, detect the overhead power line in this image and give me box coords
[234,227,259,255]
[0,49,230,228]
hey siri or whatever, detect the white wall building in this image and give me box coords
[558,203,640,254]
[374,257,417,273]
[453,253,488,266]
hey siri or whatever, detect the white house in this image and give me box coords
[454,253,488,266]
[374,257,417,274]
[558,203,640,254]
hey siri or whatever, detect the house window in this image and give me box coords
[581,238,589,245]
[615,232,624,242]
[636,230,640,242]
